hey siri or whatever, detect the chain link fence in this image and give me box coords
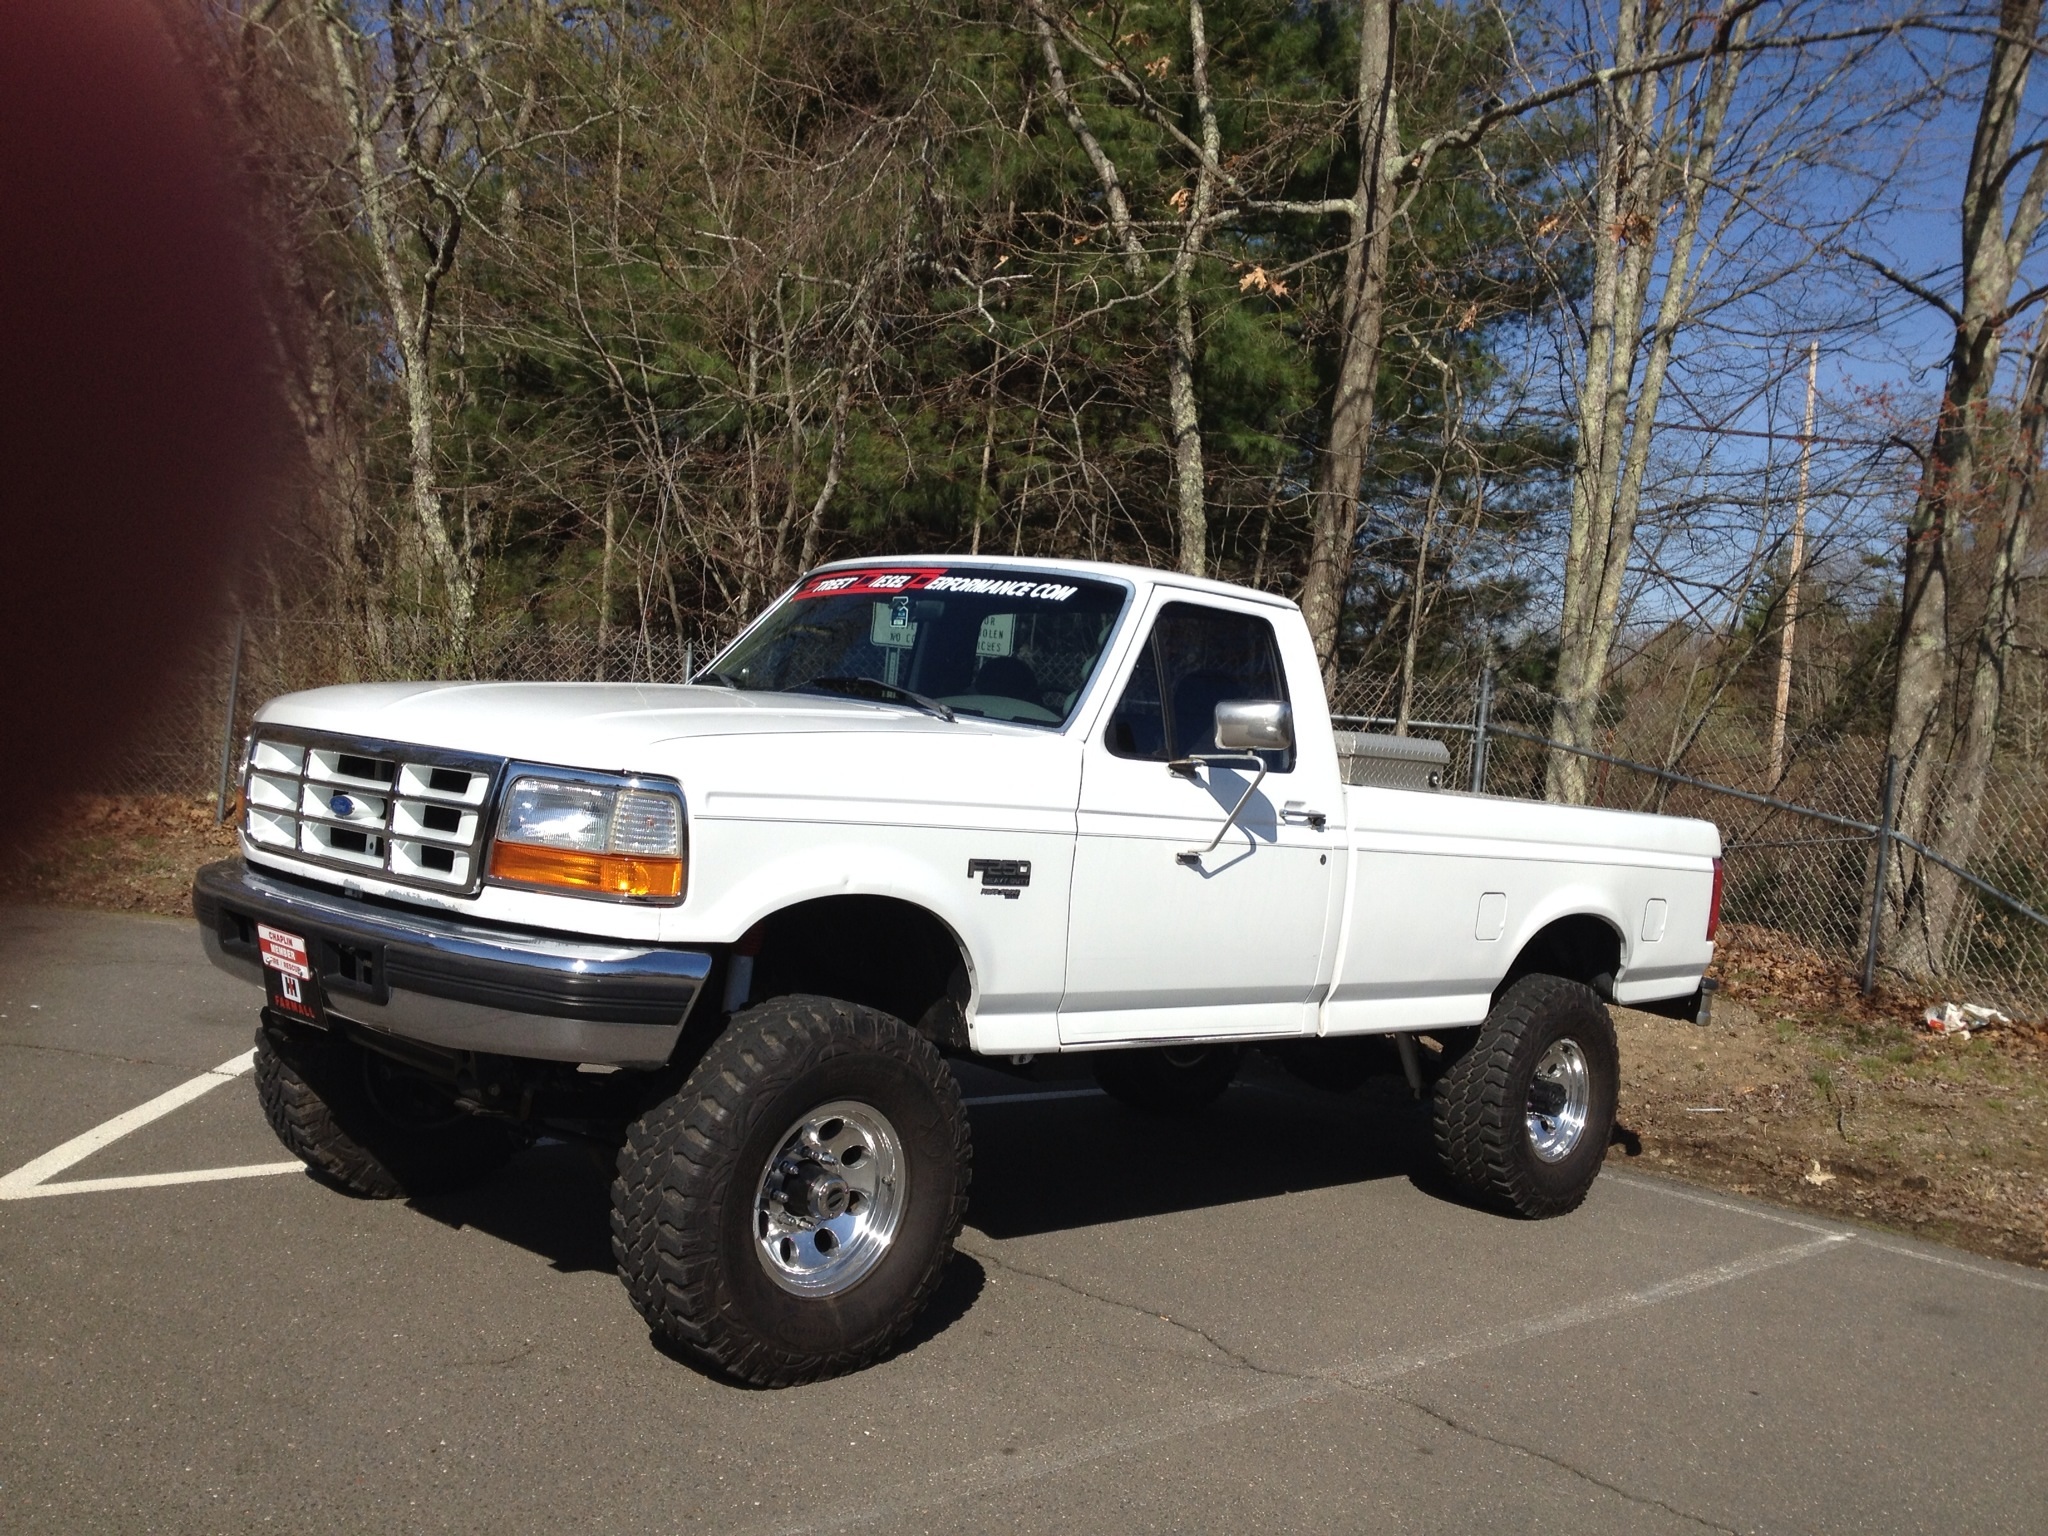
[103,616,704,802]
[97,616,2047,1013]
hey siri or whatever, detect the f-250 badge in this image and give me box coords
[967,859,1031,899]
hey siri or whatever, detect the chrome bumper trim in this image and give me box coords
[194,860,710,1067]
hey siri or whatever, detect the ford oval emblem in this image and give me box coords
[331,793,355,818]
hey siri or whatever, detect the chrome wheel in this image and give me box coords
[1525,1038,1590,1163]
[753,1099,905,1297]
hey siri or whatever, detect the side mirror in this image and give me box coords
[1214,699,1292,752]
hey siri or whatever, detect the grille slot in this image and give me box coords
[242,732,502,894]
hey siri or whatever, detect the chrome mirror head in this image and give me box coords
[1214,699,1292,752]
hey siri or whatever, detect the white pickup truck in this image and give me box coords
[194,556,1721,1385]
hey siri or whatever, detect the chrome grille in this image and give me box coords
[243,733,503,894]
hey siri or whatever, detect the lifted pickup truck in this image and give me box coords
[195,557,1720,1386]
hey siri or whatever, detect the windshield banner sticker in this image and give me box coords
[796,567,1081,603]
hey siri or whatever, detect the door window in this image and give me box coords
[1104,602,1293,771]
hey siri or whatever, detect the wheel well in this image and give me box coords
[1497,914,1623,1003]
[738,896,972,1049]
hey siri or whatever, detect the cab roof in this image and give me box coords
[804,553,1301,612]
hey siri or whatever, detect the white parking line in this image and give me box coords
[1608,1168,2048,1293]
[0,1049,302,1201]
[783,1231,1852,1534]
[0,1070,1099,1202]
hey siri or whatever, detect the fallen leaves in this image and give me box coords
[0,793,237,917]
[1612,984,2048,1270]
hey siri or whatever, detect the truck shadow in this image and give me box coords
[407,1140,618,1275]
[964,1071,1436,1240]
[398,1067,1647,1385]
[401,1059,1638,1377]
[403,1069,1456,1276]
[407,1074,1644,1283]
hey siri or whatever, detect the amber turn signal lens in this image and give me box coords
[489,840,684,900]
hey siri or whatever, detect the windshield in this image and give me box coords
[710,565,1130,728]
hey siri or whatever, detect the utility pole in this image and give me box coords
[1768,340,1819,787]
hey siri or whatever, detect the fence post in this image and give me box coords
[1469,667,1492,794]
[214,616,246,823]
[1861,753,1898,997]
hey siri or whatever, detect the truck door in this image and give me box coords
[1059,597,1338,1043]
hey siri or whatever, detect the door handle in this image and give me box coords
[1281,801,1328,830]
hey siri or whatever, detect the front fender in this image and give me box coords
[674,816,1074,1018]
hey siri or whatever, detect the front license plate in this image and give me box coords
[257,923,325,1025]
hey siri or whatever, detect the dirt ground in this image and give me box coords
[1610,922,2048,1270]
[0,795,237,916]
[4,798,2044,1269]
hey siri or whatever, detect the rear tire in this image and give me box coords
[253,1023,523,1199]
[1431,975,1617,1218]
[611,995,970,1387]
[1092,1045,1240,1115]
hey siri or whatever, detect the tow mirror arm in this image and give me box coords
[1169,752,1270,865]
[1168,699,1292,866]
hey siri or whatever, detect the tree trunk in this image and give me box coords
[317,4,475,647]
[1164,0,1223,576]
[595,477,618,681]
[1545,3,1745,802]
[1882,0,2048,974]
[769,276,807,584]
[1915,321,2046,967]
[1395,365,1456,734]
[1300,0,1398,679]
[799,363,857,575]
[1034,0,1218,574]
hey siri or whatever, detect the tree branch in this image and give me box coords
[1846,248,1964,321]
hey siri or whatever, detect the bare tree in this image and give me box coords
[1028,0,1225,576]
[315,1,479,640]
[1921,318,2046,957]
[1301,0,1401,678]
[1869,0,2048,973]
[1544,2,1750,803]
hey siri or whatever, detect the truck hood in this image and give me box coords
[255,680,1013,768]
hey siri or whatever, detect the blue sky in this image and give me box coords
[1495,2,2048,638]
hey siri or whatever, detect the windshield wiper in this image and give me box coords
[798,675,957,722]
[692,670,740,689]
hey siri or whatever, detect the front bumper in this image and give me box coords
[193,860,711,1067]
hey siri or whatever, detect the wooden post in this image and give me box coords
[1769,340,1818,786]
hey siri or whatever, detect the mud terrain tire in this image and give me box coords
[611,996,970,1387]
[1432,974,1618,1218]
[253,1023,523,1199]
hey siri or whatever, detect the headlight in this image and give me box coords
[488,774,685,901]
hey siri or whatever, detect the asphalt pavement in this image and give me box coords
[2,904,2045,1534]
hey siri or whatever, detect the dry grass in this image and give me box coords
[1610,922,2048,1269]
[0,795,238,917]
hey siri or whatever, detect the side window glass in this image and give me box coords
[1105,632,1167,759]
[1103,603,1292,771]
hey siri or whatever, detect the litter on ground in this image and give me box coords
[1923,1002,2014,1040]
